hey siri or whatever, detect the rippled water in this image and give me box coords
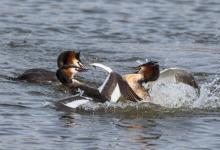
[1,0,220,149]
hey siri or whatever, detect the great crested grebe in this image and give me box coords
[16,51,84,83]
[124,62,199,101]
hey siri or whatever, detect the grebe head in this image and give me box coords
[57,51,86,70]
[135,61,160,82]
[56,64,87,84]
[56,51,87,84]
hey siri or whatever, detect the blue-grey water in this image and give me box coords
[1,0,220,149]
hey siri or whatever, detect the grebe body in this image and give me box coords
[16,51,83,83]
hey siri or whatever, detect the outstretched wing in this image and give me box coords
[115,73,142,102]
[66,81,108,103]
[91,63,142,102]
[100,72,141,103]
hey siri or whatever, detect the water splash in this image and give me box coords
[148,76,220,109]
[148,83,198,108]
[136,58,159,65]
[193,76,220,108]
[52,75,220,114]
[136,60,145,65]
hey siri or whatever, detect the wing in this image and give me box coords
[66,81,108,103]
[116,74,142,102]
[100,72,141,103]
[91,63,141,102]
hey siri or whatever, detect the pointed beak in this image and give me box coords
[77,67,88,72]
[77,62,88,72]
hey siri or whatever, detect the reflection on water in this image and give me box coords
[0,0,220,149]
[59,114,76,127]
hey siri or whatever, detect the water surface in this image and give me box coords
[0,0,220,149]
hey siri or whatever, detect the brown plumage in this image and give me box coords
[65,81,108,103]
[17,68,57,83]
[57,51,83,69]
[135,61,159,82]
[123,61,160,100]
[56,67,78,84]
[17,50,84,83]
[100,72,142,102]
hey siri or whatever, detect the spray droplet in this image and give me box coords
[136,60,144,65]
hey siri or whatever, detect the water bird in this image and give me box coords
[124,61,199,102]
[16,51,85,83]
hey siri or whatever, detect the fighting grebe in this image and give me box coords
[124,62,199,102]
[16,51,84,83]
[55,63,144,110]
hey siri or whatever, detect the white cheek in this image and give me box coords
[69,68,77,73]
[74,60,81,68]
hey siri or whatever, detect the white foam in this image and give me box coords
[192,77,220,108]
[64,99,90,109]
[136,60,145,65]
[148,82,198,108]
[144,76,220,109]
